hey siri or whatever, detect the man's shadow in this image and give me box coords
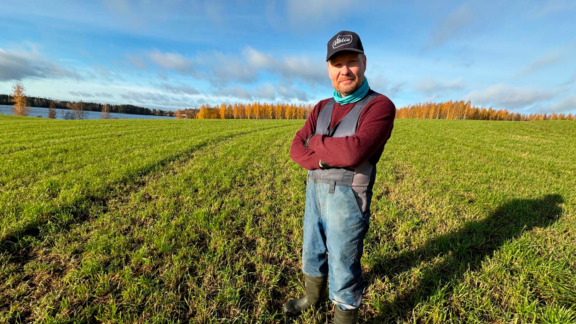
[366,194,564,323]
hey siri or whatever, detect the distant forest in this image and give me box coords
[0,94,174,117]
[174,100,575,121]
[397,100,575,121]
[3,93,573,121]
[174,103,313,120]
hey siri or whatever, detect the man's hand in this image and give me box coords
[319,160,332,169]
[304,135,314,148]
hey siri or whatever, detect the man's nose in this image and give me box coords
[341,65,351,74]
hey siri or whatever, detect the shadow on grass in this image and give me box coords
[0,128,275,267]
[366,194,564,323]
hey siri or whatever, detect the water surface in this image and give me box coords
[0,105,175,120]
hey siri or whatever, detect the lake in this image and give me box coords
[0,105,175,120]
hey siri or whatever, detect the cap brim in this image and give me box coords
[326,48,364,61]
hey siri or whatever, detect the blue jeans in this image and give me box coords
[301,178,371,310]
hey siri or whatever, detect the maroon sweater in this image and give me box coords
[290,91,396,170]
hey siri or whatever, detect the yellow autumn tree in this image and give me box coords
[219,104,226,119]
[245,103,252,119]
[226,104,233,119]
[265,103,274,119]
[197,105,207,119]
[274,104,284,119]
[11,83,30,116]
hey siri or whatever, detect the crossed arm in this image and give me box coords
[290,96,395,170]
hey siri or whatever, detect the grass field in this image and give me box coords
[1,115,575,323]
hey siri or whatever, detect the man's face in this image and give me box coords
[328,52,367,97]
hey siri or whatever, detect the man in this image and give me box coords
[285,31,396,323]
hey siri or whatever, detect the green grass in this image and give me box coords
[1,115,575,323]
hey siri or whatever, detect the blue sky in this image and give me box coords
[1,0,575,114]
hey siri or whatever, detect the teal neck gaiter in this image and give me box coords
[333,78,370,104]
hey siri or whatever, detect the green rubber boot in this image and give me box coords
[333,306,359,324]
[283,274,327,314]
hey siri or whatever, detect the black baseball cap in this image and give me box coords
[326,31,364,61]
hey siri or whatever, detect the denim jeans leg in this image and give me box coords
[323,184,369,310]
[302,180,329,277]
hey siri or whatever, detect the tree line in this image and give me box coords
[5,83,573,121]
[397,100,575,121]
[174,103,314,120]
[0,93,173,118]
[175,100,574,121]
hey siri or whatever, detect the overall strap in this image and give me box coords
[315,99,335,135]
[315,91,378,137]
[309,91,380,198]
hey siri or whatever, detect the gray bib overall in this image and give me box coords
[307,91,378,214]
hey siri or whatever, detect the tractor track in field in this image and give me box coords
[1,124,294,258]
[0,123,298,321]
[0,126,182,155]
[1,131,212,189]
[0,124,292,259]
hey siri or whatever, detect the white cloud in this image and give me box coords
[278,55,325,83]
[0,46,80,81]
[95,92,115,99]
[465,84,555,109]
[276,84,310,102]
[212,82,312,103]
[548,96,576,113]
[191,47,325,86]
[127,45,327,90]
[91,65,124,82]
[196,50,259,84]
[216,86,254,100]
[118,89,201,108]
[160,83,199,95]
[147,50,193,73]
[69,91,94,98]
[255,83,277,100]
[368,71,404,97]
[243,46,274,69]
[120,90,164,104]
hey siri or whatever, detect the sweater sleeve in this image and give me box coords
[289,101,325,170]
[306,95,395,169]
